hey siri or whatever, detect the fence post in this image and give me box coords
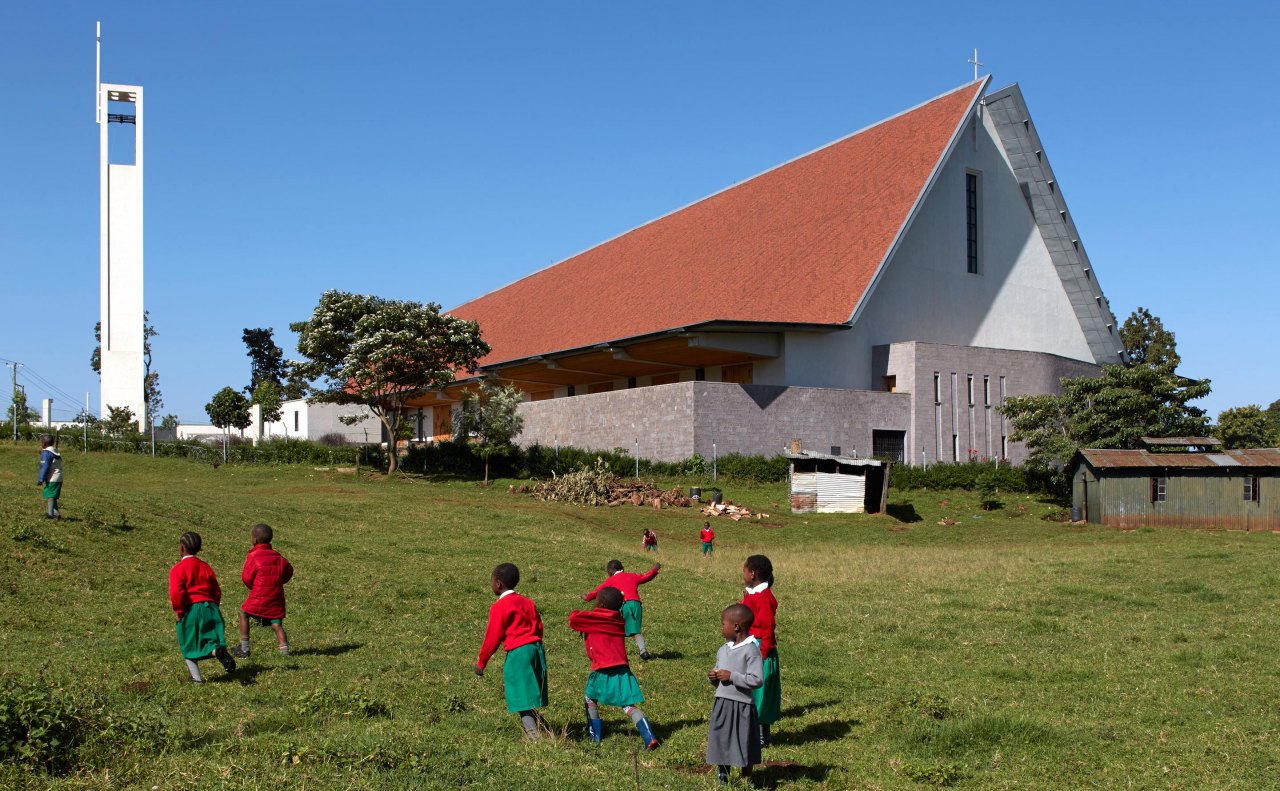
[712,442,717,482]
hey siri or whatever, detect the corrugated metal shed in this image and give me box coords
[1078,448,1280,469]
[788,451,887,514]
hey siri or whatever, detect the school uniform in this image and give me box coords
[742,582,781,725]
[240,542,293,623]
[169,555,229,660]
[700,527,715,554]
[569,608,644,706]
[477,590,548,712]
[707,636,763,768]
[584,567,659,636]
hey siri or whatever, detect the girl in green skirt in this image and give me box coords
[168,532,237,683]
[569,587,660,749]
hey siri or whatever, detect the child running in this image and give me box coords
[742,554,780,747]
[700,521,715,556]
[707,603,763,784]
[231,523,294,658]
[475,562,549,741]
[168,532,237,682]
[642,528,658,553]
[569,587,660,750]
[582,560,661,660]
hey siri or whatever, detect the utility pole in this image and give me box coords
[8,362,19,440]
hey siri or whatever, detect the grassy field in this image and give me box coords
[2,443,1279,789]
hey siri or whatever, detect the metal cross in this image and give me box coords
[968,48,985,81]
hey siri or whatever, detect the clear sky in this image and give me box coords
[2,1,1277,424]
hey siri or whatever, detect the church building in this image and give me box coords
[409,77,1121,465]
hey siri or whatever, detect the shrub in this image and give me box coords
[0,680,84,771]
[889,461,1055,495]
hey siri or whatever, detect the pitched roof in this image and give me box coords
[1077,448,1280,470]
[451,80,987,366]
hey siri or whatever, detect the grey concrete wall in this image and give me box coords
[515,381,910,462]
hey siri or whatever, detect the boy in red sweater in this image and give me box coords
[582,560,661,660]
[475,563,549,741]
[231,523,294,659]
[569,587,659,749]
[700,522,715,556]
[168,531,236,683]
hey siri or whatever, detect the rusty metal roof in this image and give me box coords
[1140,436,1222,447]
[788,450,886,467]
[1078,448,1280,469]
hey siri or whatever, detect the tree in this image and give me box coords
[90,321,101,375]
[92,312,162,429]
[1265,399,1280,442]
[205,387,252,433]
[102,405,137,437]
[291,290,489,474]
[1216,405,1274,449]
[159,414,180,431]
[6,390,38,428]
[242,328,289,395]
[251,380,284,425]
[1001,309,1211,472]
[454,382,525,484]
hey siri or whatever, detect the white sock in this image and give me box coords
[634,634,648,653]
[185,659,203,682]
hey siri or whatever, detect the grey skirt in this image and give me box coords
[706,697,760,767]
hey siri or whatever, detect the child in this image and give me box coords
[700,521,715,556]
[36,434,62,520]
[168,532,237,682]
[707,603,763,783]
[642,528,658,553]
[569,587,660,750]
[475,563,549,741]
[231,523,293,658]
[582,560,661,660]
[742,554,780,747]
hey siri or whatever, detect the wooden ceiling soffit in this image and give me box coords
[488,360,613,386]
[621,332,780,367]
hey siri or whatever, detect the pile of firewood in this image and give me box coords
[524,458,693,508]
[702,502,771,521]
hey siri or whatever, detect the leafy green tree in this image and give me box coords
[291,290,489,474]
[92,312,162,429]
[102,405,137,437]
[6,390,38,428]
[454,382,525,484]
[205,387,252,433]
[1265,399,1280,442]
[251,380,284,425]
[1216,405,1274,449]
[242,328,291,396]
[159,413,180,431]
[1002,309,1210,471]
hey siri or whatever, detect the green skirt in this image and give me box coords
[503,642,549,713]
[621,600,643,636]
[585,665,644,707]
[752,648,781,725]
[176,600,228,660]
[43,481,62,500]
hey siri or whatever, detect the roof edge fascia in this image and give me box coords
[846,76,991,326]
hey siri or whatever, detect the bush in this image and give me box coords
[316,432,347,447]
[889,462,1055,495]
[0,680,83,771]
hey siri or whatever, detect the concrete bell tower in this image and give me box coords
[97,23,146,429]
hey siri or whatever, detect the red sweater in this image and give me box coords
[584,567,659,603]
[240,543,294,619]
[169,555,221,617]
[742,586,778,657]
[476,591,544,669]
[700,527,715,542]
[569,608,629,671]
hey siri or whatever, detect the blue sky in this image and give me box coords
[2,1,1277,424]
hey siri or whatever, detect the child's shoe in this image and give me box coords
[229,646,249,659]
[635,716,660,750]
[278,645,290,656]
[639,650,652,661]
[716,765,730,784]
[587,718,603,744]
[213,646,237,673]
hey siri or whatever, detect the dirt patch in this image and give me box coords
[758,522,784,530]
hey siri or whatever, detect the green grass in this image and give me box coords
[2,443,1280,788]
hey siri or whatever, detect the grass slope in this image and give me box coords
[1,444,1279,789]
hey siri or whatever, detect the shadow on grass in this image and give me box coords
[751,761,835,788]
[781,699,841,718]
[771,717,859,745]
[211,664,273,686]
[656,717,708,738]
[885,503,922,523]
[291,642,365,657]
[645,650,683,660]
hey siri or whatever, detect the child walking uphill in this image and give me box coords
[36,435,62,520]
[707,603,763,784]
[475,563,549,741]
[569,587,660,750]
[168,532,237,682]
[231,523,293,659]
[582,560,661,660]
[742,554,781,747]
[642,528,658,553]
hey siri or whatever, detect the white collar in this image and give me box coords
[180,555,197,562]
[745,581,770,595]
[727,636,759,651]
[611,570,622,576]
[498,589,515,599]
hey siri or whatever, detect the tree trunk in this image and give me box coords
[484,459,490,484]
[380,413,398,475]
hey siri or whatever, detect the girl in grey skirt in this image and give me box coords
[707,603,763,784]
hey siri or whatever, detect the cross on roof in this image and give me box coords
[967,48,985,81]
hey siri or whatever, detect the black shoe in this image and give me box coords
[639,650,652,661]
[229,646,249,659]
[214,646,237,673]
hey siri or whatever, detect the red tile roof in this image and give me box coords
[451,81,987,366]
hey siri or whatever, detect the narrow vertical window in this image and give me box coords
[967,375,974,406]
[933,373,941,404]
[966,172,980,274]
[983,375,990,406]
[567,385,576,397]
[695,367,706,382]
[1151,476,1167,503]
[1244,475,1259,502]
[293,411,299,432]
